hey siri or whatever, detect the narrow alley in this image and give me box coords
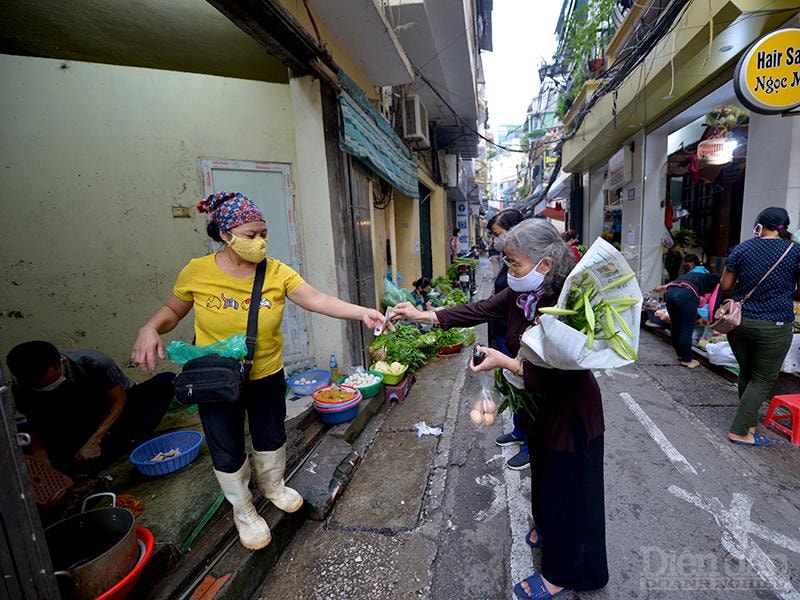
[257,264,800,599]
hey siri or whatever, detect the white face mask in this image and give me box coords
[34,376,65,392]
[32,359,67,392]
[507,260,545,293]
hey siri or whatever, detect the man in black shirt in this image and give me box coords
[7,340,175,473]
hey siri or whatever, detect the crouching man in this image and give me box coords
[7,340,175,474]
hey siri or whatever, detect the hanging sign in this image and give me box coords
[605,147,632,190]
[456,201,469,253]
[734,28,800,114]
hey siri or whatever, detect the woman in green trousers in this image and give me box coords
[721,207,800,447]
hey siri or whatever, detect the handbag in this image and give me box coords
[174,259,267,405]
[712,244,793,334]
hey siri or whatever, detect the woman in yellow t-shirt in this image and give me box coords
[131,192,386,551]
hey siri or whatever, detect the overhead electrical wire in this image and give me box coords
[414,68,568,155]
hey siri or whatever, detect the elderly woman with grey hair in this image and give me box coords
[394,219,608,599]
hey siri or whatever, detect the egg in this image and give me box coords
[482,412,495,426]
[469,409,483,425]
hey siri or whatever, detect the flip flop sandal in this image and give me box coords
[729,432,772,447]
[513,572,572,599]
[526,525,543,549]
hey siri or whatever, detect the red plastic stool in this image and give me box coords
[764,394,800,446]
[385,375,415,405]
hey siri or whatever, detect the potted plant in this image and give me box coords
[587,57,605,76]
[704,105,748,138]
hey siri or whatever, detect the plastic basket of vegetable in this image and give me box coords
[433,328,465,355]
[337,371,384,399]
[437,342,464,356]
[129,430,203,477]
[370,361,408,385]
[287,369,331,396]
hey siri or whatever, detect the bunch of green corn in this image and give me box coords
[538,272,639,360]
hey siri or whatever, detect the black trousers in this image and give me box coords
[104,372,175,451]
[528,416,609,591]
[197,370,287,472]
[665,286,699,362]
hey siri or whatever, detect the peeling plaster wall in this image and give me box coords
[0,54,295,380]
[289,75,348,369]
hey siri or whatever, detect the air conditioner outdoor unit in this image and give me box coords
[403,95,430,149]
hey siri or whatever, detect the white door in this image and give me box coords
[200,160,308,369]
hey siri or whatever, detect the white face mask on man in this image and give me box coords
[507,259,546,293]
[32,359,67,392]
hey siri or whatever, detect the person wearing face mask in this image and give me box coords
[411,277,438,311]
[486,209,530,470]
[131,191,387,551]
[720,207,800,447]
[6,340,174,474]
[393,220,608,599]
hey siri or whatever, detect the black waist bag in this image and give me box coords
[174,355,244,405]
[173,259,266,406]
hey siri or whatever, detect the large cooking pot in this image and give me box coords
[45,493,138,599]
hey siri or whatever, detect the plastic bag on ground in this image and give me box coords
[518,237,643,371]
[782,334,800,375]
[166,334,248,366]
[414,421,443,437]
[705,341,738,367]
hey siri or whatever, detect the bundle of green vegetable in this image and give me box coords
[440,289,469,306]
[369,323,429,372]
[538,272,639,360]
[431,276,453,295]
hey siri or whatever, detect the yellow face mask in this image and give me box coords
[226,234,268,263]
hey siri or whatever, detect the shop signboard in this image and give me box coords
[734,28,800,114]
[605,147,632,190]
[456,201,469,253]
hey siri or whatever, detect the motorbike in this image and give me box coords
[455,248,480,297]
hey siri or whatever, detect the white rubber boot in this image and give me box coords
[214,461,271,550]
[252,446,304,513]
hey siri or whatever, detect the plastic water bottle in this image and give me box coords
[329,354,339,381]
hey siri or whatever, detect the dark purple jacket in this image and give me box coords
[437,288,604,452]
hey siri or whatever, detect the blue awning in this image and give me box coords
[338,72,419,198]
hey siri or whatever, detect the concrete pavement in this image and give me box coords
[256,263,800,599]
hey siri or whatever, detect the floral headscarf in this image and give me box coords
[196,191,264,232]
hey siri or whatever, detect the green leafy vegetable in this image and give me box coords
[377,324,427,373]
[494,369,538,420]
[433,327,464,348]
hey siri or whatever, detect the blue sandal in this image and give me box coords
[729,432,772,447]
[526,525,543,549]
[513,572,572,599]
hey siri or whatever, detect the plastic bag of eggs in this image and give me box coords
[469,387,497,426]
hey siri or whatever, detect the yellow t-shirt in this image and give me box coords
[173,254,305,379]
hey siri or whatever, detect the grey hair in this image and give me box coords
[496,218,577,299]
